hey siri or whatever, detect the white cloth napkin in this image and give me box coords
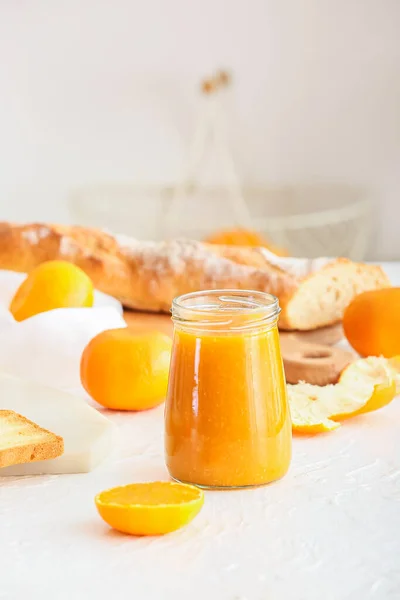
[0,270,126,393]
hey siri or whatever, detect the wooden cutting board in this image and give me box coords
[124,311,354,385]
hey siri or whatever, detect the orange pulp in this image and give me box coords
[165,325,291,488]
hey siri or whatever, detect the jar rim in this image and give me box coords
[171,290,280,331]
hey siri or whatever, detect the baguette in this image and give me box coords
[0,222,390,330]
[0,409,64,468]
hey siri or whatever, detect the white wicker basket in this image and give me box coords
[69,72,371,260]
[69,182,371,259]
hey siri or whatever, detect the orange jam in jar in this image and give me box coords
[165,290,291,489]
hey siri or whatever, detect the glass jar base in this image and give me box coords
[170,474,286,491]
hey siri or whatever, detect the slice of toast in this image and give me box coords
[0,410,64,468]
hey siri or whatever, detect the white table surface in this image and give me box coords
[1,263,400,600]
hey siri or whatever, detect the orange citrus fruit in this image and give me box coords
[205,227,288,255]
[343,288,400,357]
[80,329,172,410]
[10,260,94,321]
[288,356,398,434]
[95,481,204,536]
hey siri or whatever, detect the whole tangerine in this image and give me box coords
[10,260,94,321]
[205,227,288,256]
[80,328,172,410]
[343,287,400,357]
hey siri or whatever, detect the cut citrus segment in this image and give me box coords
[329,380,396,421]
[288,356,398,434]
[389,356,400,393]
[288,383,342,433]
[339,355,400,395]
[95,481,204,536]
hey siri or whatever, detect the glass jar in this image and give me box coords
[165,290,292,489]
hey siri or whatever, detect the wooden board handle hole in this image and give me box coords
[303,350,332,359]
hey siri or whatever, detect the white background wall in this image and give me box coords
[0,0,399,258]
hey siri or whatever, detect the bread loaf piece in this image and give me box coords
[0,409,64,468]
[0,222,390,330]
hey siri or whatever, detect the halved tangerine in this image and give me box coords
[95,481,204,536]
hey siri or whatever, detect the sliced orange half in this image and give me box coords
[95,481,204,536]
[288,356,398,434]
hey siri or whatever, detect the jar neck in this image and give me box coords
[171,290,280,334]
